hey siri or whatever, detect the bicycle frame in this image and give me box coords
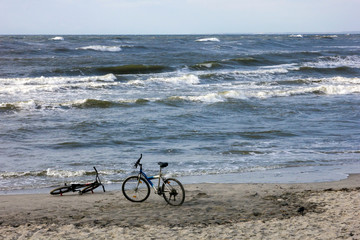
[137,162,164,194]
[50,166,105,195]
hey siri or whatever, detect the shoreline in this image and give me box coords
[2,162,360,195]
[1,174,360,239]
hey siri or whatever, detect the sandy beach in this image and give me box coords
[1,174,359,240]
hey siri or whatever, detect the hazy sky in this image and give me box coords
[1,0,359,34]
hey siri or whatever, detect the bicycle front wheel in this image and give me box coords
[50,186,71,195]
[122,176,150,202]
[81,183,100,194]
[162,178,185,206]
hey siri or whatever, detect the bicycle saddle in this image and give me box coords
[158,162,168,168]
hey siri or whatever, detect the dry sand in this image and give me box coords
[1,174,360,239]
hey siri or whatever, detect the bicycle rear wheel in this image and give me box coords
[162,178,185,206]
[50,186,71,195]
[122,176,150,202]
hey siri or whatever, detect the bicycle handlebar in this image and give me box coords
[93,166,100,180]
[134,154,143,168]
[93,166,105,192]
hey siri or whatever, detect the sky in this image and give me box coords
[0,0,359,34]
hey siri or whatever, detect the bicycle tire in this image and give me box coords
[50,186,71,195]
[122,176,150,202]
[81,183,100,194]
[162,178,185,206]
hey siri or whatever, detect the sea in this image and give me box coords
[1,34,360,194]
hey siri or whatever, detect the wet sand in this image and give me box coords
[1,174,359,239]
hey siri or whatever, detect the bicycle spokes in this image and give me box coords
[168,183,178,198]
[162,178,185,206]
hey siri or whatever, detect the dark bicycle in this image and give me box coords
[50,167,105,196]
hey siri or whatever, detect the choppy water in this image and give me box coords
[1,34,360,192]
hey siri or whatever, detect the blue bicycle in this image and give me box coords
[122,154,185,206]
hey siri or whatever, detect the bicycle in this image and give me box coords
[122,154,185,206]
[50,167,105,196]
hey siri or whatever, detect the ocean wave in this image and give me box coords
[0,168,122,179]
[50,36,64,41]
[168,164,288,178]
[0,74,117,95]
[192,52,317,70]
[0,98,152,112]
[127,74,200,86]
[0,74,116,85]
[195,37,220,42]
[297,66,357,74]
[254,84,360,98]
[260,50,324,63]
[190,61,222,70]
[229,57,266,66]
[0,103,19,112]
[0,100,43,111]
[232,67,290,76]
[76,45,122,52]
[189,58,262,71]
[68,98,150,109]
[71,99,115,108]
[302,55,360,69]
[0,169,85,179]
[149,74,200,85]
[96,64,168,74]
[289,34,303,38]
[316,35,338,39]
[199,66,292,81]
[177,76,360,102]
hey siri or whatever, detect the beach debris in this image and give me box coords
[297,206,305,215]
[253,210,261,217]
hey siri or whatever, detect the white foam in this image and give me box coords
[150,74,200,85]
[186,92,226,103]
[233,67,290,76]
[127,74,200,86]
[179,76,360,102]
[50,36,64,41]
[76,45,122,52]
[303,55,360,69]
[317,35,338,39]
[311,84,360,95]
[196,63,213,68]
[0,74,116,88]
[0,74,116,85]
[195,37,220,42]
[0,74,117,95]
[289,34,303,38]
[46,169,87,178]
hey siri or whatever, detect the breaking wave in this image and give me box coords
[2,75,358,112]
[177,76,360,102]
[0,168,122,179]
[50,36,64,41]
[127,74,200,86]
[0,74,117,96]
[0,98,153,112]
[289,34,303,38]
[76,45,122,52]
[302,55,360,69]
[195,37,220,42]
